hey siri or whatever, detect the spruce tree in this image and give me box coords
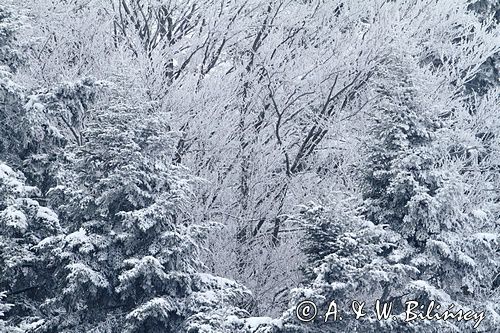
[359,56,500,332]
[0,5,26,164]
[0,291,22,333]
[0,162,61,331]
[35,91,252,332]
[363,59,447,247]
[1,5,253,330]
[271,50,500,333]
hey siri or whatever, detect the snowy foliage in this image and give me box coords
[24,93,252,331]
[0,291,22,333]
[1,0,499,332]
[0,161,61,331]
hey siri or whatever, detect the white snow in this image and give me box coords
[19,319,45,331]
[471,209,488,220]
[240,316,283,331]
[428,239,451,257]
[196,273,244,290]
[330,281,348,290]
[474,233,498,242]
[126,297,175,322]
[65,228,88,244]
[409,280,452,302]
[456,252,476,267]
[64,263,110,293]
[36,206,59,224]
[0,163,24,194]
[0,206,28,231]
[64,228,97,254]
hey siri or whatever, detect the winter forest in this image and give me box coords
[0,0,499,332]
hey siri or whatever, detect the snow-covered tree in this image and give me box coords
[31,85,253,332]
[0,291,21,333]
[467,0,499,95]
[363,60,450,246]
[0,4,26,165]
[278,201,420,333]
[1,4,103,195]
[2,0,500,331]
[0,5,22,72]
[0,161,61,331]
[254,1,500,332]
[360,55,500,331]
